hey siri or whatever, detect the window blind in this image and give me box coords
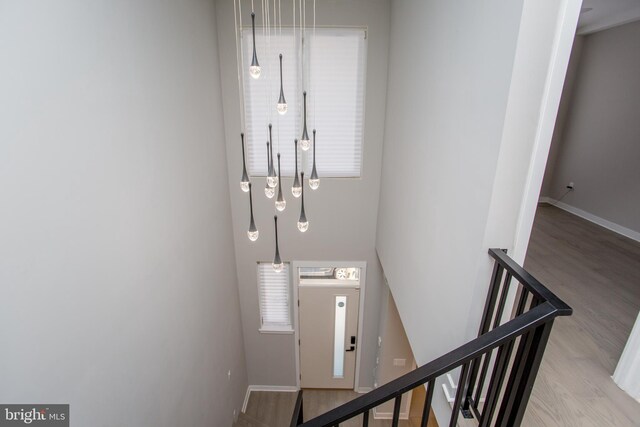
[242,27,366,178]
[257,262,291,331]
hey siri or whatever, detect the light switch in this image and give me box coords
[393,358,406,367]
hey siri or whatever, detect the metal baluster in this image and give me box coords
[466,264,505,411]
[421,380,435,427]
[392,395,402,427]
[450,363,471,427]
[362,409,369,427]
[479,340,514,427]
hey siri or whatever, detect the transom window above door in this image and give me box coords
[241,27,367,178]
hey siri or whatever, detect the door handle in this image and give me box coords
[346,336,356,352]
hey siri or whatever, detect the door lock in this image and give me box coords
[346,335,356,352]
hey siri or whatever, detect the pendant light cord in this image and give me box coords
[233,0,246,132]
[313,0,316,131]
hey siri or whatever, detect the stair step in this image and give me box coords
[233,412,270,427]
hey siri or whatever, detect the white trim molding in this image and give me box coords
[242,385,300,413]
[540,197,640,243]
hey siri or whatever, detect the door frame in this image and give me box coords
[292,260,367,391]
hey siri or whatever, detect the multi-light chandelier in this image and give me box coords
[234,0,320,272]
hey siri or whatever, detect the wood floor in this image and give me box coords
[522,206,640,426]
[245,387,438,427]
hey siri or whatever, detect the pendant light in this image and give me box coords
[276,54,288,115]
[273,216,283,272]
[309,129,319,190]
[264,142,275,199]
[291,139,302,197]
[299,91,311,151]
[267,124,278,188]
[240,133,250,192]
[249,12,261,79]
[247,183,259,241]
[275,153,286,211]
[297,172,309,232]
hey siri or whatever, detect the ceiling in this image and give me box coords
[577,0,640,34]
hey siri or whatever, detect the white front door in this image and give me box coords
[299,286,360,389]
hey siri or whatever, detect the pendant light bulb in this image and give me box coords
[247,183,259,241]
[249,13,261,79]
[265,184,275,199]
[267,125,278,188]
[297,172,309,232]
[275,153,286,211]
[277,54,288,115]
[273,216,283,272]
[240,133,250,192]
[291,139,302,198]
[309,129,320,190]
[265,141,275,198]
[300,92,311,151]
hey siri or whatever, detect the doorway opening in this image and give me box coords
[292,261,367,391]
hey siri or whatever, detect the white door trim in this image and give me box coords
[512,0,582,265]
[614,311,640,400]
[292,260,367,391]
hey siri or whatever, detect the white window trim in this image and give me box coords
[257,262,294,334]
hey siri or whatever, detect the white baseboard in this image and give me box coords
[372,408,410,420]
[242,387,251,413]
[357,387,373,394]
[540,197,640,243]
[242,385,299,413]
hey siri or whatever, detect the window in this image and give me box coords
[242,27,366,178]
[257,262,292,332]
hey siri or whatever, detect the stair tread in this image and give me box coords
[233,412,270,427]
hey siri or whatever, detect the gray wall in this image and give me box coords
[540,36,584,197]
[215,0,390,388]
[376,0,580,423]
[541,21,640,234]
[0,1,247,425]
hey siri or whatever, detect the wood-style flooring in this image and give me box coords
[244,387,438,427]
[522,205,640,426]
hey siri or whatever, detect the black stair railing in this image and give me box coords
[290,248,572,427]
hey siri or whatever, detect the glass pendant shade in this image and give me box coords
[276,54,288,115]
[247,183,259,241]
[291,139,302,198]
[273,216,283,272]
[275,153,286,211]
[267,125,278,188]
[309,129,320,190]
[240,133,250,192]
[300,92,311,151]
[264,183,275,199]
[265,142,275,198]
[297,172,309,232]
[249,13,261,79]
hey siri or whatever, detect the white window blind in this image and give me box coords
[257,262,292,332]
[242,27,366,178]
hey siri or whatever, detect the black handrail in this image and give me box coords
[487,248,572,315]
[292,248,572,427]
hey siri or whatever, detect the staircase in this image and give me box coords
[287,249,572,427]
[233,412,270,427]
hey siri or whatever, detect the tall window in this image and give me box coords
[257,262,292,332]
[242,27,366,177]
